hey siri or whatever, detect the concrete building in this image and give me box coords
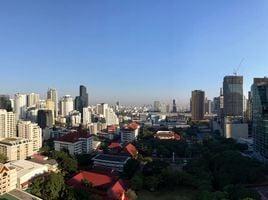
[105,107,119,126]
[60,95,74,117]
[0,109,16,138]
[37,109,54,129]
[54,131,93,155]
[121,122,140,143]
[0,163,17,195]
[252,77,268,157]
[14,94,27,120]
[83,107,92,125]
[69,110,81,127]
[47,88,58,118]
[0,138,33,161]
[6,160,48,189]
[205,98,212,114]
[224,116,248,139]
[172,99,177,113]
[191,90,205,120]
[223,76,243,117]
[96,103,108,116]
[92,154,130,172]
[27,93,40,108]
[153,101,161,112]
[18,121,42,152]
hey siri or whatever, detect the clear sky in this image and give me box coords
[0,0,268,105]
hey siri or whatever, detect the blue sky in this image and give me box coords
[0,0,268,105]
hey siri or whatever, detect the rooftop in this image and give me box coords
[93,154,130,163]
[123,143,138,157]
[55,131,92,143]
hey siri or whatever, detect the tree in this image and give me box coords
[143,176,160,191]
[52,151,78,174]
[123,159,140,179]
[125,189,137,200]
[29,177,45,198]
[81,179,93,188]
[0,153,8,163]
[131,174,143,190]
[43,173,65,200]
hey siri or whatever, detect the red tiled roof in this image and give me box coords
[67,171,116,188]
[127,122,139,130]
[108,142,122,149]
[32,154,48,161]
[107,180,128,200]
[155,131,181,140]
[123,144,138,158]
[55,131,92,143]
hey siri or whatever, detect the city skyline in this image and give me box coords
[1,1,268,104]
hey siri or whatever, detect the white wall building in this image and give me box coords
[6,160,48,189]
[18,121,42,152]
[224,116,248,140]
[14,93,27,120]
[83,107,92,125]
[105,107,119,126]
[0,138,34,161]
[54,131,93,155]
[60,95,74,117]
[69,110,81,127]
[121,123,140,143]
[0,109,16,138]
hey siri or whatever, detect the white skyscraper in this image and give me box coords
[14,94,27,120]
[96,103,108,116]
[60,95,74,116]
[47,88,59,118]
[18,121,42,152]
[27,93,40,107]
[83,107,92,125]
[105,107,119,125]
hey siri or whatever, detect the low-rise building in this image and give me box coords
[92,154,130,172]
[29,154,58,172]
[0,138,34,161]
[154,131,181,140]
[6,160,48,189]
[0,163,17,195]
[54,131,94,155]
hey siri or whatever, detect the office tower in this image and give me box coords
[27,93,40,107]
[0,95,12,111]
[205,98,212,114]
[26,107,38,122]
[83,107,92,125]
[18,121,42,152]
[251,77,268,157]
[47,88,58,118]
[14,93,27,120]
[172,99,177,113]
[60,95,74,117]
[223,76,243,117]
[75,85,89,114]
[153,101,161,112]
[213,97,220,115]
[191,90,205,120]
[0,110,16,138]
[37,109,54,129]
[246,91,253,122]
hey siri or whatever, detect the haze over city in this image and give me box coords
[1,0,268,105]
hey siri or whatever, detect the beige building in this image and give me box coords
[18,121,42,152]
[0,163,17,195]
[0,109,16,138]
[0,138,34,161]
[224,116,248,140]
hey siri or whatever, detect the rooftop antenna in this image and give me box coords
[233,58,244,76]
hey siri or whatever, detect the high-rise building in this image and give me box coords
[27,93,40,107]
[205,98,212,114]
[60,95,74,117]
[69,110,81,127]
[75,85,89,114]
[83,107,92,125]
[191,90,205,120]
[14,93,27,120]
[252,77,268,157]
[0,109,16,138]
[18,121,42,152]
[0,95,12,111]
[153,101,161,112]
[223,76,243,117]
[96,103,108,116]
[37,109,54,129]
[172,99,177,113]
[47,88,58,118]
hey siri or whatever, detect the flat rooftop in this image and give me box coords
[8,189,42,200]
[6,160,48,179]
[93,154,130,163]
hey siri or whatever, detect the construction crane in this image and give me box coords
[233,58,244,76]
